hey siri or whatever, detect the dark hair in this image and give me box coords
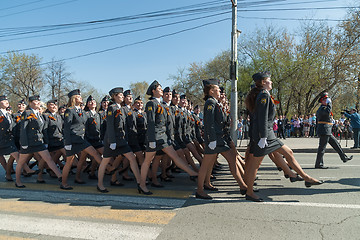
[245,81,263,113]
[203,84,217,101]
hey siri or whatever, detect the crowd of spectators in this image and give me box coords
[237,113,354,141]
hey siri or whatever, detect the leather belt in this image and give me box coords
[318,121,333,125]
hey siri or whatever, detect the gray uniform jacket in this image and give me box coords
[43,112,63,147]
[203,96,226,144]
[104,104,128,147]
[145,98,168,143]
[250,90,277,142]
[63,107,87,145]
[316,103,333,135]
[19,109,45,147]
[173,105,184,144]
[122,105,138,146]
[84,110,101,143]
[0,110,15,147]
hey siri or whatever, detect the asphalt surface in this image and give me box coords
[0,137,359,239]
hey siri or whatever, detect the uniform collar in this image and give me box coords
[0,109,7,116]
[116,103,121,109]
[155,97,161,104]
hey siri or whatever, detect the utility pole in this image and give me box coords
[230,0,239,145]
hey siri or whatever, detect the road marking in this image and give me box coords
[0,199,176,225]
[0,236,33,240]
[0,213,161,240]
[262,201,360,209]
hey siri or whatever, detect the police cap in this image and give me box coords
[0,95,8,101]
[202,78,219,87]
[146,80,161,96]
[68,89,81,98]
[29,95,40,102]
[109,87,123,96]
[124,90,132,97]
[252,71,271,82]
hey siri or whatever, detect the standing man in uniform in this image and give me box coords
[315,92,353,169]
[342,108,360,149]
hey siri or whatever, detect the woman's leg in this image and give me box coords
[75,152,88,183]
[37,150,61,177]
[134,151,145,166]
[275,145,320,182]
[183,148,199,172]
[83,146,102,165]
[196,154,217,198]
[163,146,198,176]
[97,157,113,190]
[151,155,162,186]
[61,155,75,187]
[123,152,141,184]
[268,152,297,178]
[15,153,32,186]
[186,143,203,164]
[139,151,156,192]
[221,150,247,190]
[244,154,264,199]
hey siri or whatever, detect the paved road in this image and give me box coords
[0,137,359,239]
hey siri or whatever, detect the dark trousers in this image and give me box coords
[315,134,347,167]
[353,128,360,148]
[278,127,286,139]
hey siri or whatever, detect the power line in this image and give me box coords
[0,0,79,19]
[1,11,230,54]
[238,6,352,12]
[38,17,229,66]
[238,15,343,21]
[0,0,46,12]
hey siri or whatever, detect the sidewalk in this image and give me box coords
[236,137,359,153]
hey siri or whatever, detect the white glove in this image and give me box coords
[208,141,216,150]
[149,142,156,149]
[110,143,116,150]
[44,144,48,148]
[22,146,28,149]
[326,98,331,104]
[257,138,268,149]
[64,145,72,151]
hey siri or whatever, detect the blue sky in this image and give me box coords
[0,0,351,95]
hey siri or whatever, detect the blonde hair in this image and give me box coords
[67,95,77,108]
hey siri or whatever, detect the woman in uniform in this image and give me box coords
[15,95,62,188]
[244,72,323,202]
[0,95,21,182]
[97,87,141,192]
[74,95,104,184]
[61,90,103,190]
[195,79,247,200]
[138,80,198,195]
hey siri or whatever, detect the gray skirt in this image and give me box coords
[0,144,18,156]
[65,141,91,157]
[204,138,230,155]
[103,143,132,158]
[20,144,47,154]
[250,138,284,157]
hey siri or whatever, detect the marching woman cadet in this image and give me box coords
[97,87,141,193]
[0,95,20,182]
[244,72,323,202]
[133,96,147,153]
[74,95,104,184]
[61,90,103,190]
[15,95,62,188]
[39,99,65,181]
[138,81,198,195]
[196,79,247,200]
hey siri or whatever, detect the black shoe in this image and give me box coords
[36,179,46,184]
[97,185,109,193]
[253,187,259,192]
[110,181,124,186]
[5,177,13,182]
[195,192,212,200]
[60,184,73,190]
[342,155,353,163]
[138,185,153,195]
[58,177,62,182]
[245,194,264,202]
[277,167,282,171]
[290,175,304,182]
[88,174,98,180]
[204,185,218,191]
[350,146,359,149]
[159,175,172,182]
[189,176,197,182]
[315,166,329,169]
[151,183,164,188]
[15,183,26,188]
[305,180,324,188]
[284,174,289,179]
[240,188,247,195]
[122,176,134,181]
[210,175,216,180]
[74,179,86,184]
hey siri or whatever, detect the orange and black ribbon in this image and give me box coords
[78,112,82,117]
[196,120,200,125]
[115,109,122,118]
[48,115,56,121]
[165,107,170,116]
[137,113,143,118]
[15,116,21,123]
[92,119,97,125]
[0,116,4,123]
[157,105,164,114]
[175,110,179,116]
[127,111,132,116]
[270,95,280,105]
[102,115,106,120]
[27,113,38,120]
